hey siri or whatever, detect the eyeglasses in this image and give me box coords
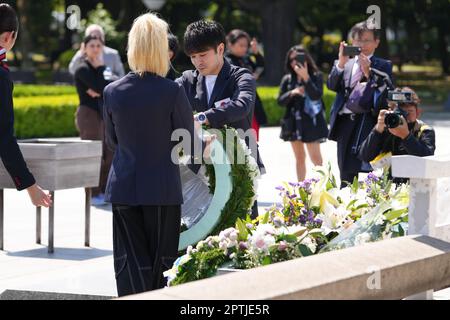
[352,39,375,45]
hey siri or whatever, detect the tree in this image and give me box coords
[425,0,450,74]
[236,0,298,85]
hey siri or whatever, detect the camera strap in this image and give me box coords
[344,63,354,102]
[351,113,366,155]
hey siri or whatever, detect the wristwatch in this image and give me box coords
[195,112,208,124]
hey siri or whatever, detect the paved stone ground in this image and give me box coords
[1,112,449,299]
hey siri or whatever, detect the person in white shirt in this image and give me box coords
[175,20,264,219]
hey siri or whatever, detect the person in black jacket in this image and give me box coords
[74,35,114,206]
[359,87,435,183]
[103,13,198,296]
[0,3,51,209]
[277,45,328,182]
[176,20,264,219]
[225,29,267,141]
[166,33,179,81]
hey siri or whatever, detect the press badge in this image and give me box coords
[370,152,392,170]
[214,98,231,109]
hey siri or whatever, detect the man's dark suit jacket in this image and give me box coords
[103,72,196,205]
[327,56,393,174]
[175,59,265,171]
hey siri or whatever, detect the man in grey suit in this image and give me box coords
[69,24,125,79]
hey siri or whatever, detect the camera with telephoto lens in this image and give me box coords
[384,90,413,129]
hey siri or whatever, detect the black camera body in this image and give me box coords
[384,108,408,129]
[384,90,413,128]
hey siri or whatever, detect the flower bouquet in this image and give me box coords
[165,165,409,286]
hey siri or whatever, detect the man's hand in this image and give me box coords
[27,184,52,208]
[388,115,410,139]
[194,115,209,126]
[86,89,101,98]
[359,53,371,78]
[294,62,309,83]
[338,41,350,69]
[202,134,216,160]
[375,109,387,133]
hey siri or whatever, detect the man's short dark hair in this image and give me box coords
[183,20,226,55]
[168,33,179,56]
[0,3,19,34]
[350,20,380,40]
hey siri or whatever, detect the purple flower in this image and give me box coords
[275,186,285,191]
[239,241,248,250]
[314,218,323,225]
[272,216,284,227]
[299,178,319,191]
[289,202,296,215]
[365,172,379,185]
[307,210,315,223]
[289,182,299,187]
[299,215,307,224]
[288,194,298,199]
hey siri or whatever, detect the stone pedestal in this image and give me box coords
[0,139,102,253]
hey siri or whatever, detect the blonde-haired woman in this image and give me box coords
[103,13,195,296]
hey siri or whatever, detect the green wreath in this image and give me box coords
[178,126,259,251]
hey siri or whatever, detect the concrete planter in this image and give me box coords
[0,139,103,253]
[0,139,102,190]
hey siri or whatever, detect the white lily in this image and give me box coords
[317,202,351,235]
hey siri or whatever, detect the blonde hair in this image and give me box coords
[127,13,169,77]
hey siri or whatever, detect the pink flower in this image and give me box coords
[278,241,287,251]
[255,238,266,249]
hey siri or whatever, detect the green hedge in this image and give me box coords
[11,85,337,139]
[14,95,79,139]
[257,86,336,126]
[13,85,76,98]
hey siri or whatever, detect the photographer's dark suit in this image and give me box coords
[327,56,392,186]
[176,59,264,218]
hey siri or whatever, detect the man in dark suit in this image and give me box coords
[176,20,264,219]
[327,20,393,188]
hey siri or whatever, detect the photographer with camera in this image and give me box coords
[327,20,393,188]
[359,87,435,183]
